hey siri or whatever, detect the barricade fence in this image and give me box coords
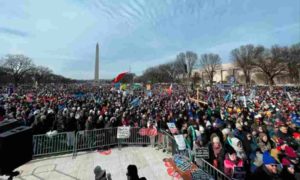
[32,127,230,179]
[33,127,157,158]
[196,158,231,180]
[73,128,118,156]
[120,128,151,145]
[33,131,75,157]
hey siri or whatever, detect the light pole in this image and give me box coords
[221,69,225,83]
[202,71,205,87]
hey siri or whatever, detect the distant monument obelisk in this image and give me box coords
[94,43,99,82]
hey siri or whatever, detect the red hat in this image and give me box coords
[281,158,291,166]
[285,146,297,159]
[276,138,284,146]
[293,132,300,139]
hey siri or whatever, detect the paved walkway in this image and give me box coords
[1,146,173,180]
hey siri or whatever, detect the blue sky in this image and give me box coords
[0,0,299,79]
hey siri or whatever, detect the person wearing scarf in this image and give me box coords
[209,133,224,170]
[229,137,247,160]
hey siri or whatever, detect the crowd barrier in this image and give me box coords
[73,128,118,156]
[157,130,178,155]
[32,128,230,179]
[196,158,231,180]
[33,131,75,157]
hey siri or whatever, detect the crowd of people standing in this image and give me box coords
[0,83,299,179]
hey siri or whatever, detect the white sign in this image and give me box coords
[174,135,186,150]
[167,123,178,134]
[117,126,130,139]
[287,92,293,101]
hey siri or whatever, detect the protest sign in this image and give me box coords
[117,126,130,139]
[287,92,293,101]
[146,84,151,90]
[232,166,246,180]
[173,154,191,172]
[191,169,211,180]
[174,135,186,150]
[195,147,209,159]
[167,123,178,134]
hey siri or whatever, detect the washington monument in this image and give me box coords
[94,43,99,82]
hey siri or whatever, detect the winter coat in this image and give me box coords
[251,165,281,180]
[280,168,296,180]
[223,154,243,177]
[258,139,272,152]
[208,142,225,171]
[233,128,246,141]
[229,137,247,160]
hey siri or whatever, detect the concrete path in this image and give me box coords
[0,146,174,180]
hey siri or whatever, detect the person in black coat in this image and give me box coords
[251,151,281,180]
[280,158,297,180]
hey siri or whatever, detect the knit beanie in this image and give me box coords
[263,151,277,165]
[281,158,292,167]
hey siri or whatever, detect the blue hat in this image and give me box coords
[263,151,277,165]
[291,114,300,127]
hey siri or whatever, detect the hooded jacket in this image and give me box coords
[229,137,247,160]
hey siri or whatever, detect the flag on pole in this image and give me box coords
[120,83,127,90]
[114,83,121,89]
[130,97,140,107]
[224,90,232,102]
[113,72,128,83]
[167,84,173,95]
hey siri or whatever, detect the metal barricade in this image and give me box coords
[120,127,151,145]
[33,131,75,157]
[197,158,231,180]
[73,128,118,156]
[159,130,178,155]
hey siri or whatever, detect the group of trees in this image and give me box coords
[138,43,300,86]
[1,43,299,87]
[136,51,199,83]
[231,43,300,85]
[136,51,221,85]
[0,54,74,86]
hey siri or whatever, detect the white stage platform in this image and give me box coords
[1,146,173,180]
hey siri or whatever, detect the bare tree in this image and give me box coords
[174,52,187,77]
[287,43,300,84]
[159,62,179,82]
[31,66,53,85]
[185,51,198,78]
[231,44,264,85]
[253,45,288,85]
[191,72,201,86]
[199,53,221,85]
[2,54,35,86]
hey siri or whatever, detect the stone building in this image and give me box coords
[193,63,292,85]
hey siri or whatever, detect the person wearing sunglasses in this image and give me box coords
[280,158,296,180]
[251,151,281,180]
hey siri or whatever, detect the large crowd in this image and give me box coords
[0,83,299,180]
